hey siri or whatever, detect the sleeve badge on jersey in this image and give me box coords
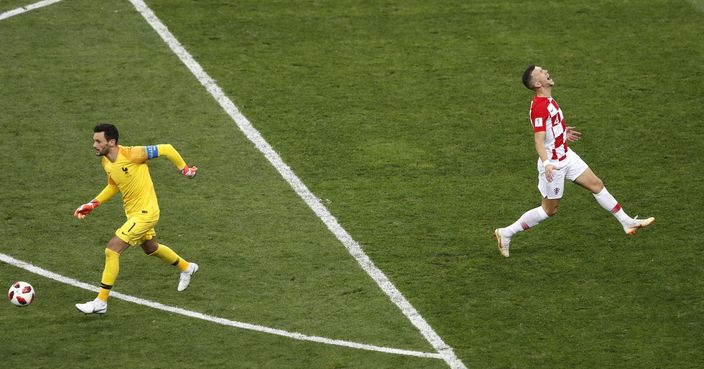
[533,117,543,127]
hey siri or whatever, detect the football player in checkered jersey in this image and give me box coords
[493,65,654,257]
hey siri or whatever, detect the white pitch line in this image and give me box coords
[0,252,442,360]
[127,1,468,368]
[0,0,63,21]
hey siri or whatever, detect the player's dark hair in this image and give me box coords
[94,123,119,143]
[522,65,537,90]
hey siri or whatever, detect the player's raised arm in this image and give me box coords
[74,180,118,219]
[143,144,198,179]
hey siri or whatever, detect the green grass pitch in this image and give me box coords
[1,0,702,368]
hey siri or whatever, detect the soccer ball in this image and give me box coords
[8,281,35,307]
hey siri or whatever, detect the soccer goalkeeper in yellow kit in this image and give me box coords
[74,124,199,314]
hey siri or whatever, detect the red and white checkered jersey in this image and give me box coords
[530,96,568,161]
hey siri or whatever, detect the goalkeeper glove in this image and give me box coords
[74,199,100,219]
[179,165,198,179]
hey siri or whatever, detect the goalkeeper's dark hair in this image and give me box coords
[94,123,119,143]
[522,65,537,90]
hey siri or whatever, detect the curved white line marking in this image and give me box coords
[0,252,441,359]
[127,1,467,368]
[1,1,467,366]
[0,0,63,22]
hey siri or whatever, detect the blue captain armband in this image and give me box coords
[146,145,159,159]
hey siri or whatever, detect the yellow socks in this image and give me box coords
[149,243,189,272]
[97,248,120,302]
[96,244,188,303]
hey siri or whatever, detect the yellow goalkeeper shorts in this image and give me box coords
[115,214,158,246]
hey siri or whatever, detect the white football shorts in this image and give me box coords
[537,149,589,199]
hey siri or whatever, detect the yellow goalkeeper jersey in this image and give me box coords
[101,145,159,218]
[94,144,188,218]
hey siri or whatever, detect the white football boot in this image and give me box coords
[623,216,655,235]
[177,262,199,292]
[75,298,107,314]
[494,228,511,257]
